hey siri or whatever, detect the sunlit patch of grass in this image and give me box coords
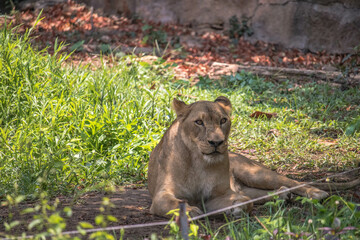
[190,74,360,172]
[0,21,176,198]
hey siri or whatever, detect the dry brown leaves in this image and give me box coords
[0,0,355,78]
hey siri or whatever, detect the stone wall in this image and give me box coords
[80,0,360,53]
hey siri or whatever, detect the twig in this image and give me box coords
[254,215,272,236]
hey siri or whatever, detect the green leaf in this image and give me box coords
[28,219,42,230]
[77,225,87,235]
[21,207,36,214]
[139,61,151,68]
[79,221,94,229]
[106,215,118,222]
[70,40,85,52]
[4,222,10,231]
[142,35,149,44]
[15,195,25,204]
[345,117,360,135]
[63,207,73,217]
[100,44,111,54]
[95,215,105,225]
[142,24,152,31]
[189,223,199,237]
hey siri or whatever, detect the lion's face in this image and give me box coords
[172,96,232,163]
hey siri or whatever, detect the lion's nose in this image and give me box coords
[208,140,224,147]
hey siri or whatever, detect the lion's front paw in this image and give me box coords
[229,196,252,216]
[187,205,203,217]
[306,188,329,200]
[277,186,292,200]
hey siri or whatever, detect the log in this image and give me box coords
[210,62,360,86]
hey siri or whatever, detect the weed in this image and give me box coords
[337,45,360,83]
[228,15,253,44]
[141,24,168,46]
[1,193,122,239]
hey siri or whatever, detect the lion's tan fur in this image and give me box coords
[148,97,335,217]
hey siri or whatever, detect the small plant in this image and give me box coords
[100,43,111,54]
[166,208,199,239]
[337,45,360,83]
[195,75,220,89]
[70,40,85,52]
[142,24,168,46]
[319,217,357,240]
[345,115,360,135]
[1,192,71,239]
[284,231,310,240]
[78,197,119,239]
[1,193,125,239]
[228,15,253,43]
[1,193,25,234]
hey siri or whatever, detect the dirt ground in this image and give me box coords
[0,187,230,239]
[0,187,169,239]
[1,181,359,239]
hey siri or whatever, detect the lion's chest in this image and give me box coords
[175,167,222,204]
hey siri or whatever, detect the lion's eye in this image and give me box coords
[220,118,227,124]
[195,120,204,126]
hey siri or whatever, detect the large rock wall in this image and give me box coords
[80,0,360,53]
[251,0,360,53]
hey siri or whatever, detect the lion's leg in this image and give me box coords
[150,190,203,217]
[204,189,252,216]
[239,186,292,204]
[229,152,328,200]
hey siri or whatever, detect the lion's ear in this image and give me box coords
[172,98,188,117]
[215,96,232,115]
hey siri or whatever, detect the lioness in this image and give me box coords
[148,96,358,217]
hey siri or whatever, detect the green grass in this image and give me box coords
[0,21,174,198]
[1,20,360,199]
[2,194,359,239]
[1,20,360,239]
[191,196,360,239]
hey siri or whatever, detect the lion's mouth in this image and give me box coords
[204,150,222,155]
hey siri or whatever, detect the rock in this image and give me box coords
[19,0,67,11]
[79,0,135,16]
[137,0,258,27]
[100,35,111,43]
[79,0,360,53]
[249,1,360,53]
[179,35,204,49]
[322,64,337,71]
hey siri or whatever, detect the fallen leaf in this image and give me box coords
[150,83,156,90]
[201,235,212,240]
[250,111,277,119]
[7,0,357,84]
[353,191,360,201]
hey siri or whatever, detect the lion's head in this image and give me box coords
[172,96,232,163]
